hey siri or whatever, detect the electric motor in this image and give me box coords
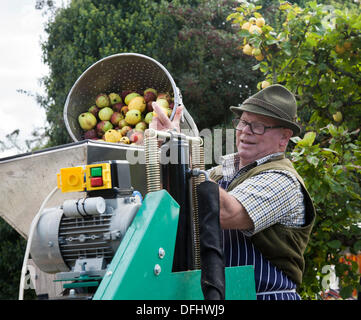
[30,160,142,277]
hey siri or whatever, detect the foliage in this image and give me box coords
[228,0,361,299]
[0,219,36,300]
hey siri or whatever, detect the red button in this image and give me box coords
[90,177,103,187]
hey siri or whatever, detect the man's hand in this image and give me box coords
[149,102,183,132]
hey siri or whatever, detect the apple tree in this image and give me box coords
[228,0,361,299]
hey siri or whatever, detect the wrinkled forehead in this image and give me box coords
[239,111,281,126]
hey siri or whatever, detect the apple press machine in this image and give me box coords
[0,53,256,300]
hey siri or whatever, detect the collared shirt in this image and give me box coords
[215,152,305,235]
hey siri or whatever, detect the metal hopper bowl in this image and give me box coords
[64,52,198,142]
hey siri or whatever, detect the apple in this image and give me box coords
[110,112,124,126]
[249,17,256,24]
[121,90,132,102]
[96,120,113,136]
[241,22,251,31]
[343,41,352,50]
[243,44,253,55]
[144,91,157,103]
[108,92,122,105]
[157,92,171,103]
[95,93,110,108]
[128,96,146,113]
[252,48,262,56]
[144,112,153,124]
[255,53,264,61]
[78,112,97,130]
[335,44,346,54]
[120,125,132,136]
[119,136,130,144]
[144,88,158,96]
[125,109,142,125]
[146,101,154,112]
[84,129,97,140]
[98,107,114,121]
[104,129,121,143]
[249,25,262,35]
[120,106,129,117]
[135,121,147,132]
[129,131,144,144]
[333,111,343,122]
[256,17,265,27]
[155,98,169,109]
[261,80,271,89]
[118,119,129,128]
[112,102,125,113]
[124,92,140,105]
[88,105,99,117]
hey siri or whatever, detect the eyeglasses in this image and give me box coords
[232,119,284,135]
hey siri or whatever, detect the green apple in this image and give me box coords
[155,98,169,109]
[78,112,97,130]
[98,107,114,121]
[95,93,110,108]
[124,92,140,105]
[108,92,122,105]
[144,112,153,124]
[135,121,147,132]
[125,109,142,125]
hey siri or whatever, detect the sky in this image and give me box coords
[0,1,65,158]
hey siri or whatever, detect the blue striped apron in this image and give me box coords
[218,178,301,300]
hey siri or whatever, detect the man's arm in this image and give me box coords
[218,186,254,231]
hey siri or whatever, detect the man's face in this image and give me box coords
[235,111,291,166]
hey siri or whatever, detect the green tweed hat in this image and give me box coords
[230,84,301,136]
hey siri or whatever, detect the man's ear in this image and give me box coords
[280,128,293,148]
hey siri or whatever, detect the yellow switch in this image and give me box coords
[57,166,85,193]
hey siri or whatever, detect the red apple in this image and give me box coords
[88,105,99,117]
[157,92,171,103]
[112,102,125,113]
[110,112,124,126]
[84,129,97,140]
[129,131,144,144]
[96,120,113,136]
[144,91,157,103]
[146,101,154,112]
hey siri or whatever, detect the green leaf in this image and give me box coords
[298,132,316,147]
[354,240,361,252]
[306,155,319,167]
[339,285,354,299]
[327,240,341,249]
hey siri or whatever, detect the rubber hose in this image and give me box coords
[197,180,225,300]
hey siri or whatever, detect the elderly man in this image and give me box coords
[151,84,315,300]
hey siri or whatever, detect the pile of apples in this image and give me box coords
[77,88,174,145]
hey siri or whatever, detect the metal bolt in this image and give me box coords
[154,264,161,276]
[158,248,165,259]
[106,270,113,277]
[48,241,53,247]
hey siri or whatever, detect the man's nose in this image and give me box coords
[242,123,253,134]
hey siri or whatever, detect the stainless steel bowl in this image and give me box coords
[64,53,197,142]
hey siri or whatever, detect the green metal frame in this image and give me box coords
[93,190,256,300]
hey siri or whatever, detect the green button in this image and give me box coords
[90,167,102,177]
